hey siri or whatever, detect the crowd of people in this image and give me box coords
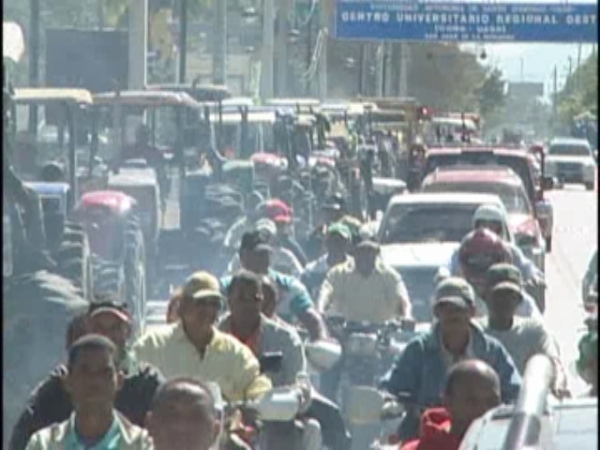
[10,196,598,450]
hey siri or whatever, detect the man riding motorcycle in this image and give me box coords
[457,228,543,322]
[219,271,322,450]
[301,223,353,299]
[448,204,545,294]
[380,277,521,442]
[221,230,328,342]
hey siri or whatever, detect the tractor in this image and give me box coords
[11,88,95,299]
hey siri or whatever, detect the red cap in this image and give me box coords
[265,199,293,224]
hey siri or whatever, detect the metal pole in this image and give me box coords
[306,16,313,96]
[576,43,582,90]
[128,0,148,90]
[261,0,275,99]
[398,43,409,97]
[276,0,292,96]
[318,3,328,101]
[358,44,365,95]
[178,0,188,83]
[552,65,558,127]
[213,0,227,85]
[28,0,40,136]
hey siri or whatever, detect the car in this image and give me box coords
[420,165,546,271]
[378,193,508,321]
[545,137,596,190]
[460,397,597,450]
[423,146,555,252]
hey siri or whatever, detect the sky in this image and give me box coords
[454,0,597,99]
[477,43,596,98]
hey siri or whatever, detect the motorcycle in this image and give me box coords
[324,316,417,450]
[219,353,314,450]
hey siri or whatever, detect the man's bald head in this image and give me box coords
[443,359,501,438]
[152,377,216,415]
[445,359,500,396]
[149,378,220,450]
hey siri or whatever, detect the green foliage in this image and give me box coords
[557,51,598,124]
[475,68,506,116]
[326,40,500,117]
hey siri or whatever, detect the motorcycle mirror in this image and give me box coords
[259,352,283,374]
[255,387,303,422]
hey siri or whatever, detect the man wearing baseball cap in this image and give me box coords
[264,199,307,266]
[10,295,165,450]
[380,277,521,441]
[134,271,272,402]
[318,238,411,324]
[221,231,328,342]
[226,219,303,277]
[478,263,568,397]
[302,223,354,298]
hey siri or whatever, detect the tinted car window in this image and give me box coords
[381,203,477,244]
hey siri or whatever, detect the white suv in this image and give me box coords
[545,137,596,190]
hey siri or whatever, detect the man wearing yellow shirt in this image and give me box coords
[133,272,272,402]
[318,239,412,323]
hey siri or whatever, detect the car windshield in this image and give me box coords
[381,203,477,244]
[425,153,536,200]
[549,143,591,157]
[394,267,438,322]
[422,182,532,214]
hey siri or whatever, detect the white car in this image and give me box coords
[545,137,596,190]
[378,192,508,322]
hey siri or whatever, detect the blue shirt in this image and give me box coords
[221,269,314,320]
[379,322,521,441]
[64,414,120,450]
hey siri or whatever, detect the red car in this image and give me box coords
[421,165,546,271]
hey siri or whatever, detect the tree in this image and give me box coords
[557,50,598,125]
[475,68,506,116]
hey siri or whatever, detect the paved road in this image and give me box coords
[544,183,597,396]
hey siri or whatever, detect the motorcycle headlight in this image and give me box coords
[346,333,379,356]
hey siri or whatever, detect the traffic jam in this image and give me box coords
[3,15,598,450]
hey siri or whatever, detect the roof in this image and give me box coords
[93,91,200,108]
[423,166,522,186]
[266,98,320,107]
[210,110,276,124]
[549,137,591,146]
[431,117,477,131]
[108,169,158,187]
[13,88,93,105]
[427,146,530,158]
[387,192,504,208]
[222,97,255,108]
[78,190,136,210]
[146,83,230,102]
[24,182,70,196]
[3,22,25,63]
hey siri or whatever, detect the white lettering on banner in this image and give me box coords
[495,14,558,25]
[566,15,597,25]
[396,13,491,25]
[341,11,390,23]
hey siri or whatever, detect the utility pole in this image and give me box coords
[276,0,292,96]
[552,65,558,128]
[178,0,188,83]
[97,0,105,29]
[358,44,366,95]
[306,15,313,96]
[28,0,40,136]
[128,0,148,90]
[261,0,275,99]
[576,43,582,90]
[375,43,384,97]
[213,0,227,85]
[317,3,328,101]
[398,43,409,97]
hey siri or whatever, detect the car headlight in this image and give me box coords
[346,333,379,356]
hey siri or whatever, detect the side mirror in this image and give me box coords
[259,352,283,374]
[541,176,554,191]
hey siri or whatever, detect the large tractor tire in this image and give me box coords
[124,217,147,337]
[52,226,92,300]
[4,271,88,448]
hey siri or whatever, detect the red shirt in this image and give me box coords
[401,408,461,450]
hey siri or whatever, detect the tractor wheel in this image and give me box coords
[53,224,93,300]
[124,218,147,336]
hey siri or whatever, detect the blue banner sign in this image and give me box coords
[334,1,598,43]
